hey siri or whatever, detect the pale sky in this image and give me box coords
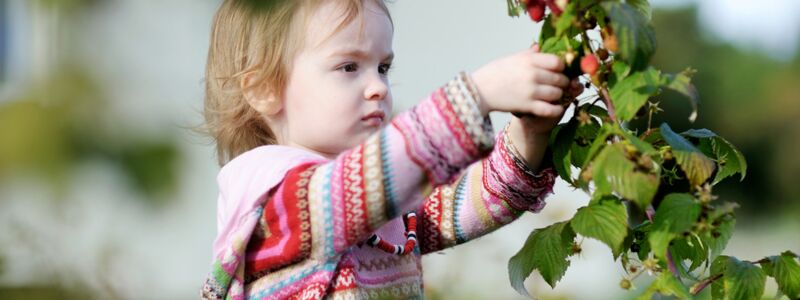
[653,0,800,60]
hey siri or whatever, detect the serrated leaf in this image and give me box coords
[768,252,800,299]
[663,69,699,122]
[653,193,701,234]
[671,234,708,273]
[552,120,578,183]
[722,257,767,299]
[592,143,659,209]
[571,197,629,255]
[706,215,735,260]
[602,2,656,71]
[609,68,661,122]
[509,221,576,295]
[712,136,747,184]
[660,123,716,187]
[679,129,747,184]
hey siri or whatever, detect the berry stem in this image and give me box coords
[690,273,722,295]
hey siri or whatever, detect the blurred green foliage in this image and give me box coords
[629,6,800,217]
[0,66,181,204]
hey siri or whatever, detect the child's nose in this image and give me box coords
[364,78,389,101]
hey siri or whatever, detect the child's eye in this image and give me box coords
[339,63,358,73]
[378,63,392,75]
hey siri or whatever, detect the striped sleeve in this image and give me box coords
[417,128,557,254]
[244,74,495,276]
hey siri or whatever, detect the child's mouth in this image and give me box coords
[361,111,385,126]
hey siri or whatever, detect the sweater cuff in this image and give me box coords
[483,127,557,213]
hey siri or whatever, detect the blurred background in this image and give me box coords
[0,0,797,299]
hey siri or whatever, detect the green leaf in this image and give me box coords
[626,0,652,21]
[582,124,614,167]
[648,227,674,260]
[539,14,556,45]
[509,221,576,295]
[609,67,661,122]
[711,136,747,184]
[682,128,717,139]
[540,36,581,54]
[602,2,656,71]
[660,123,716,187]
[653,193,701,234]
[706,215,735,260]
[712,256,767,300]
[680,129,747,184]
[723,257,767,299]
[592,143,659,209]
[635,271,692,300]
[571,119,600,168]
[571,197,629,255]
[671,234,708,273]
[663,68,699,122]
[552,121,578,183]
[555,4,577,38]
[766,252,800,299]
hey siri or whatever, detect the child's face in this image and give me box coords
[279,1,393,158]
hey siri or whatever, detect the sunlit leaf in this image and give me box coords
[762,252,800,299]
[592,143,659,209]
[609,68,661,122]
[660,123,716,187]
[571,197,629,255]
[712,256,767,300]
[509,221,575,294]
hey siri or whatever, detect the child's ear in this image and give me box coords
[241,71,282,116]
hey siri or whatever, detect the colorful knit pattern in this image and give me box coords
[201,74,556,299]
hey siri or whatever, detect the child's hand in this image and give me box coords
[470,45,570,117]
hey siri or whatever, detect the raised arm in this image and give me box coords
[243,74,495,276]
[416,125,557,254]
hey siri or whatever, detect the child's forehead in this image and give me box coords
[302,1,392,52]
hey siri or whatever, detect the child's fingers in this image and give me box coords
[527,100,566,118]
[531,43,540,52]
[533,69,570,88]
[532,85,564,102]
[531,53,565,72]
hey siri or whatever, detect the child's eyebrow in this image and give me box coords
[329,48,394,61]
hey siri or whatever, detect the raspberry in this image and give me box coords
[526,0,546,22]
[580,54,600,76]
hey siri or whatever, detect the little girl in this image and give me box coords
[201,0,572,299]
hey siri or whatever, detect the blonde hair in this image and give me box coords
[203,0,392,166]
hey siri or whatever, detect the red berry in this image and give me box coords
[581,54,600,76]
[527,2,545,22]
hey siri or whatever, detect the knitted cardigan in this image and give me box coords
[202,75,556,300]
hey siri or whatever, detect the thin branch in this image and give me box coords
[691,273,722,295]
